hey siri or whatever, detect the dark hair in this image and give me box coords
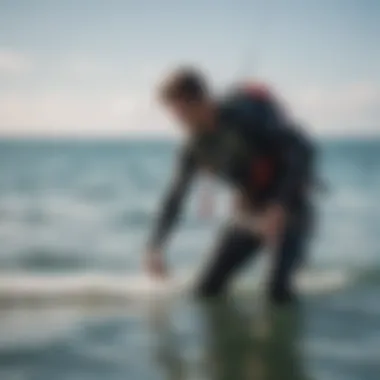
[159,66,209,103]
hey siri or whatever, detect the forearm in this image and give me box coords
[148,189,183,251]
[147,146,196,251]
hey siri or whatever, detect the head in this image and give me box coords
[158,67,215,133]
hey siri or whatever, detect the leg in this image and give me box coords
[267,202,313,304]
[196,225,262,298]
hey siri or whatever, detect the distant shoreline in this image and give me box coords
[0,134,379,144]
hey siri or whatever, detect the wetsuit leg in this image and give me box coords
[196,225,262,297]
[267,202,313,304]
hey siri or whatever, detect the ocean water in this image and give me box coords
[0,138,379,380]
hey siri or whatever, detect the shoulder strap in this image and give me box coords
[240,82,273,101]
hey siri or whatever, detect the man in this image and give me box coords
[145,67,315,305]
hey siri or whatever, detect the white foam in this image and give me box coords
[0,272,189,304]
[296,269,351,294]
[0,268,352,305]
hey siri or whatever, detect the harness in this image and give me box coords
[240,83,279,191]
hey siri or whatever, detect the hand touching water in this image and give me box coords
[259,204,286,247]
[144,250,169,279]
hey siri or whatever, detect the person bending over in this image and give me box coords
[145,67,315,305]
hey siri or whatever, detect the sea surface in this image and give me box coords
[0,138,379,380]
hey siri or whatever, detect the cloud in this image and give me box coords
[61,56,110,79]
[0,50,32,75]
[0,76,378,137]
[0,91,171,137]
[287,82,380,134]
[0,51,175,137]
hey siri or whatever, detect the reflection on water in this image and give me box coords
[147,300,187,380]
[0,292,379,379]
[148,298,311,380]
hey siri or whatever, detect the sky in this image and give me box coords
[0,0,379,137]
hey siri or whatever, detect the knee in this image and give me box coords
[267,282,297,306]
[195,279,225,299]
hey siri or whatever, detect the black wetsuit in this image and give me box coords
[149,87,315,303]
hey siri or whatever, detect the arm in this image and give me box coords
[227,92,314,245]
[270,125,315,208]
[234,94,314,208]
[148,147,197,252]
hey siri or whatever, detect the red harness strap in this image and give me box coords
[241,82,272,101]
[242,82,278,190]
[250,157,275,190]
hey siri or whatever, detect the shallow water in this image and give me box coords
[0,290,379,380]
[0,138,379,379]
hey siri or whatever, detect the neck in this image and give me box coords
[199,101,217,133]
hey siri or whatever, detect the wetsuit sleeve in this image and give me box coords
[148,147,197,251]
[270,126,315,207]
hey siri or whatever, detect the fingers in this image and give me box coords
[145,251,169,280]
[260,205,286,248]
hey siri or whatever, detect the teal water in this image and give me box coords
[0,138,379,379]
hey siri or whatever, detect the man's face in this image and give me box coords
[165,98,207,133]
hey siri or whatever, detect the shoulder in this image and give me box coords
[224,82,274,103]
[216,90,253,124]
[216,87,266,134]
[239,82,274,101]
[219,82,274,115]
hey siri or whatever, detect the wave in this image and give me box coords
[0,267,363,306]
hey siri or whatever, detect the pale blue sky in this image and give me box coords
[0,0,379,137]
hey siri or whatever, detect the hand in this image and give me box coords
[259,204,286,247]
[145,250,169,279]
